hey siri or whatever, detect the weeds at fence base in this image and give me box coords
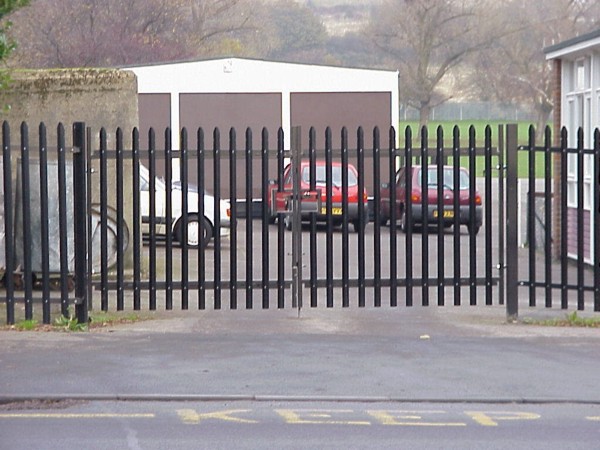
[1,309,150,332]
[522,311,600,328]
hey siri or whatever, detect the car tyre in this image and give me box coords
[176,214,212,249]
[467,223,481,235]
[400,208,409,233]
[352,219,366,233]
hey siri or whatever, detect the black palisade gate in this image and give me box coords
[0,121,598,325]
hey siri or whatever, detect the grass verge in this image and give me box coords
[2,311,151,332]
[522,311,600,328]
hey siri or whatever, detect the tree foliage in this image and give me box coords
[260,0,328,61]
[3,0,600,127]
[0,0,28,62]
[370,0,500,128]
[7,0,257,67]
[470,0,600,135]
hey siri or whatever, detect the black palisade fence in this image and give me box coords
[0,121,598,325]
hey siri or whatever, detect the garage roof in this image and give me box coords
[126,57,399,94]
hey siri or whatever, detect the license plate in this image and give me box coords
[321,207,343,215]
[433,210,454,218]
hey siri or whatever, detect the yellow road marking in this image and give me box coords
[367,410,466,427]
[0,413,155,419]
[276,409,370,425]
[465,411,541,427]
[177,409,258,424]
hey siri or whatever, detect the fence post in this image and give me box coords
[505,124,519,320]
[290,126,303,314]
[73,122,88,324]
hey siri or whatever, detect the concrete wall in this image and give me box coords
[0,68,138,146]
[0,69,139,275]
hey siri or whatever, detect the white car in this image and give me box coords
[140,165,230,248]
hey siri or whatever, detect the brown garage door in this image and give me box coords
[138,93,171,152]
[180,93,282,198]
[291,92,391,150]
[291,91,392,193]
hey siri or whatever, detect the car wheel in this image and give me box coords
[376,214,388,226]
[467,223,481,235]
[176,215,212,248]
[352,219,366,233]
[400,208,409,233]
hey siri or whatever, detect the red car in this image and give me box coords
[269,160,368,232]
[379,165,482,234]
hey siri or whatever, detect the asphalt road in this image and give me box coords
[2,400,600,450]
[2,306,600,448]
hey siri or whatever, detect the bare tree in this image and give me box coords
[470,0,600,135]
[370,0,497,128]
[7,0,257,68]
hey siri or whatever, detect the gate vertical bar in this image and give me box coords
[20,123,33,320]
[341,128,350,308]
[544,127,553,308]
[357,127,366,307]
[213,128,222,310]
[497,125,505,306]
[452,126,461,306]
[73,122,88,324]
[164,128,173,310]
[132,128,141,311]
[148,129,157,310]
[527,126,536,307]
[291,126,302,312]
[260,128,270,309]
[180,129,189,310]
[560,128,568,309]
[389,127,398,307]
[325,127,333,308]
[436,127,445,306]
[373,127,382,307]
[116,128,125,311]
[57,124,70,317]
[576,128,585,310]
[99,129,109,311]
[276,129,285,309]
[468,126,477,306]
[421,127,429,306]
[245,128,253,309]
[197,129,206,310]
[484,126,493,305]
[506,124,519,319]
[86,127,92,312]
[229,128,238,310]
[309,128,318,308]
[39,124,51,323]
[2,122,15,324]
[405,126,414,307]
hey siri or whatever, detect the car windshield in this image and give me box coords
[417,167,470,190]
[302,166,358,187]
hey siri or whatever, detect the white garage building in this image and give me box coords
[126,57,399,152]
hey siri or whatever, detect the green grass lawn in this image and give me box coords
[398,120,552,178]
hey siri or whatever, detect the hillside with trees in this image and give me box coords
[2,0,599,127]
